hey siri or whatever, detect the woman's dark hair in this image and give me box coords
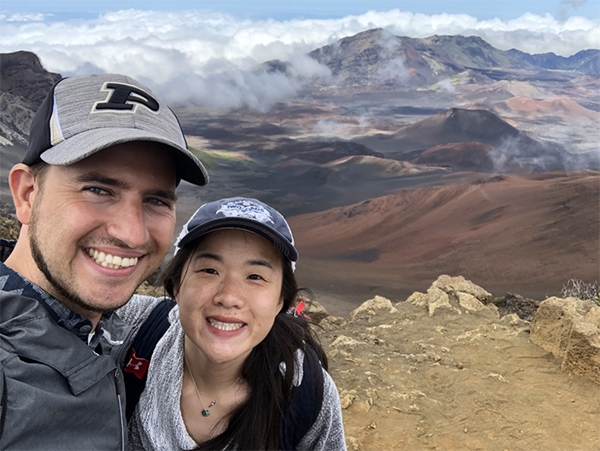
[160,235,328,450]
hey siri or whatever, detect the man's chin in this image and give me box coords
[70,287,138,315]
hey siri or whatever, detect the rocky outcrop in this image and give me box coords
[0,91,36,146]
[347,295,398,322]
[315,282,599,451]
[407,274,492,316]
[0,203,19,248]
[0,51,61,146]
[493,292,541,321]
[530,296,600,384]
[0,51,61,106]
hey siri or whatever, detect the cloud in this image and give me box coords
[373,30,411,85]
[313,120,354,139]
[490,134,599,173]
[437,79,456,93]
[561,0,589,8]
[558,0,591,21]
[0,8,598,111]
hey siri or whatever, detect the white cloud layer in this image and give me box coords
[1,9,598,110]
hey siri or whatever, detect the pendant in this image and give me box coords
[201,409,210,417]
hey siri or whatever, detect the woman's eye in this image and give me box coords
[201,268,218,275]
[248,274,265,281]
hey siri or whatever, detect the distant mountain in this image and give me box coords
[0,51,61,146]
[394,108,521,148]
[1,51,61,106]
[357,107,577,173]
[490,96,600,123]
[271,140,383,164]
[505,48,600,75]
[304,29,600,88]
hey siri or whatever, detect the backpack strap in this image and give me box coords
[123,298,176,421]
[0,239,16,263]
[279,346,324,450]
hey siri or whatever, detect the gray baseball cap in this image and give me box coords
[174,197,298,264]
[23,73,209,186]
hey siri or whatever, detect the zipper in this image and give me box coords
[0,372,6,443]
[115,369,125,451]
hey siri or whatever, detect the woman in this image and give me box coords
[118,197,346,450]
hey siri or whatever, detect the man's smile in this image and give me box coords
[86,248,139,269]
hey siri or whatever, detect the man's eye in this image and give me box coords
[146,198,172,208]
[85,186,110,196]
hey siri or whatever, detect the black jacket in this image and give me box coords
[0,291,135,450]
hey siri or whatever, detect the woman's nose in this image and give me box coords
[213,277,244,308]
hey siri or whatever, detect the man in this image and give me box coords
[0,74,208,449]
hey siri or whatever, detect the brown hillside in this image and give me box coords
[414,142,494,171]
[491,96,600,122]
[290,171,599,310]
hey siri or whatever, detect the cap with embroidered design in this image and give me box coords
[23,73,208,186]
[174,197,298,263]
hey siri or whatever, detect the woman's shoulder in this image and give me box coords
[116,295,174,328]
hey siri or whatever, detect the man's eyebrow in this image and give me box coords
[76,172,127,188]
[149,188,177,202]
[75,172,177,201]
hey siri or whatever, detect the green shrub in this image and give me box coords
[560,279,600,306]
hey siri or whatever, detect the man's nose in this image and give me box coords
[106,200,149,248]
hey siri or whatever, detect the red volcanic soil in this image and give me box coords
[491,96,599,122]
[290,171,599,314]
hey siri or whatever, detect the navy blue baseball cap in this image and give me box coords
[174,197,298,263]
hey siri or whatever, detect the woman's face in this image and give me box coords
[176,229,284,367]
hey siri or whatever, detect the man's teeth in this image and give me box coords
[86,249,138,269]
[208,318,244,331]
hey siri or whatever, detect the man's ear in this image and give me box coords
[8,164,38,225]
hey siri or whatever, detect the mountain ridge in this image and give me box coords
[305,29,600,89]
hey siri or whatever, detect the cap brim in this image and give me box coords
[40,127,209,186]
[178,218,299,262]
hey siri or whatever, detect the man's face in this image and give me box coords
[27,141,177,316]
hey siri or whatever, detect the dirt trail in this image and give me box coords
[318,298,600,451]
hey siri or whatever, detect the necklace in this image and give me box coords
[185,359,240,418]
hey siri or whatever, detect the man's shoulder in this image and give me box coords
[0,290,48,323]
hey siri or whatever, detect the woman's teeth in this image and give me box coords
[208,318,244,331]
[86,249,138,269]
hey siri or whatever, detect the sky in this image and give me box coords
[1,0,599,109]
[2,0,599,22]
